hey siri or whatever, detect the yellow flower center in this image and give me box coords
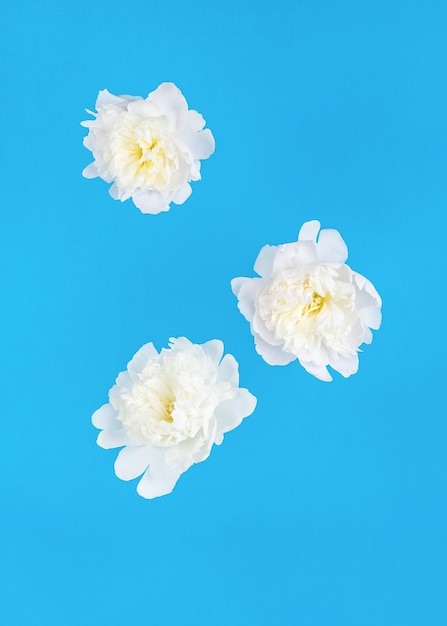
[257,266,358,356]
[301,291,325,318]
[107,116,180,195]
[161,397,175,424]
[113,348,233,448]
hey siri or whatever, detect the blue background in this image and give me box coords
[1,0,446,624]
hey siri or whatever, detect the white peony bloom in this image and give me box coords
[82,83,215,214]
[231,220,382,382]
[92,338,256,499]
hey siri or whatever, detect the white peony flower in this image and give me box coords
[231,220,382,382]
[82,83,215,214]
[92,338,256,499]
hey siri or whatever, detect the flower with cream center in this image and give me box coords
[231,220,382,381]
[92,338,257,499]
[82,83,215,214]
[106,119,182,195]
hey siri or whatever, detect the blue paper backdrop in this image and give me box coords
[1,0,447,624]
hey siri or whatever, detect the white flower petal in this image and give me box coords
[355,286,379,310]
[292,240,318,265]
[300,360,333,382]
[363,326,373,345]
[109,183,120,200]
[201,339,224,366]
[168,336,192,352]
[254,334,297,366]
[358,305,382,330]
[183,128,215,159]
[217,354,239,387]
[127,342,158,378]
[301,343,330,368]
[171,183,192,205]
[191,438,214,464]
[92,404,119,430]
[329,352,359,378]
[148,82,188,119]
[82,163,98,179]
[114,370,132,392]
[230,276,248,298]
[136,460,183,499]
[354,272,382,306]
[132,190,169,215]
[164,437,202,469]
[215,389,257,438]
[298,220,321,242]
[97,429,131,450]
[183,109,206,132]
[252,309,283,346]
[96,89,133,108]
[126,99,160,118]
[316,228,348,263]
[271,244,304,274]
[189,159,201,181]
[232,277,265,323]
[253,245,278,277]
[114,446,153,481]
